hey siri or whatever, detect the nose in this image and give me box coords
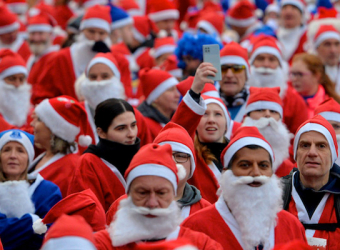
[307,144,318,157]
[226,68,234,77]
[12,80,22,88]
[93,33,101,42]
[251,163,261,177]
[127,127,135,138]
[9,149,17,158]
[264,109,271,118]
[145,193,159,209]
[207,113,215,123]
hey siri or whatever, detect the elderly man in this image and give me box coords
[32,5,112,104]
[182,126,307,249]
[282,115,340,250]
[247,37,308,133]
[94,143,223,250]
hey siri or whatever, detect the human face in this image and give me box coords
[329,120,340,135]
[0,30,18,44]
[82,27,109,42]
[155,53,172,67]
[88,63,114,81]
[249,109,281,121]
[153,86,180,116]
[219,64,247,97]
[290,60,319,96]
[155,19,176,34]
[280,5,302,29]
[98,111,137,145]
[316,38,340,67]
[172,151,191,188]
[28,31,52,53]
[253,53,280,69]
[197,103,227,143]
[119,24,134,46]
[129,175,175,209]
[1,141,29,181]
[296,131,332,186]
[182,55,201,77]
[30,112,53,150]
[3,73,26,88]
[230,147,273,185]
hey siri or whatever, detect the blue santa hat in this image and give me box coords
[108,3,133,30]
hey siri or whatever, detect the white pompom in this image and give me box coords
[78,135,92,147]
[149,48,155,58]
[176,164,187,180]
[180,21,188,31]
[33,218,47,235]
[255,8,263,19]
[158,29,168,38]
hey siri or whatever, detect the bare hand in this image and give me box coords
[191,62,217,94]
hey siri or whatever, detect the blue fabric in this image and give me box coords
[0,129,34,147]
[253,26,277,38]
[228,105,242,120]
[107,3,130,23]
[0,180,62,250]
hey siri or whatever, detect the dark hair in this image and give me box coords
[227,144,272,169]
[94,99,135,133]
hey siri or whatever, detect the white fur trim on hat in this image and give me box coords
[111,16,134,30]
[80,18,110,33]
[319,111,340,123]
[294,123,337,163]
[220,55,250,78]
[132,27,146,43]
[203,90,220,98]
[27,24,53,33]
[314,31,340,48]
[86,57,121,80]
[146,77,178,104]
[205,99,232,138]
[246,101,283,117]
[0,21,20,35]
[149,9,179,22]
[41,237,97,250]
[125,164,178,194]
[7,3,28,15]
[281,0,304,13]
[249,46,283,66]
[223,137,274,169]
[197,20,220,35]
[168,68,183,78]
[226,16,256,28]
[154,45,176,58]
[0,66,27,79]
[35,99,80,143]
[158,141,195,178]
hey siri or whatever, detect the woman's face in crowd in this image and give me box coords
[98,111,138,145]
[1,141,28,181]
[30,112,53,150]
[196,103,227,143]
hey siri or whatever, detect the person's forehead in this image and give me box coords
[319,38,340,45]
[299,131,328,143]
[130,175,174,190]
[234,146,271,161]
[254,53,279,60]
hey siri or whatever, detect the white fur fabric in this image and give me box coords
[220,170,283,250]
[0,180,35,218]
[242,117,293,171]
[108,197,182,246]
[336,135,340,166]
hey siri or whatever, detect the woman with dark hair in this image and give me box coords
[68,98,140,212]
[290,53,340,118]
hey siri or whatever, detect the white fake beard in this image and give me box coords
[0,180,35,218]
[220,170,283,250]
[242,117,292,172]
[0,81,31,127]
[28,40,51,56]
[109,197,182,246]
[248,66,288,98]
[336,135,340,166]
[81,77,126,109]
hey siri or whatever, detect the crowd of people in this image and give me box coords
[0,0,340,249]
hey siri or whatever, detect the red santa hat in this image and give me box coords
[5,0,27,15]
[124,143,186,194]
[273,240,313,250]
[132,16,151,43]
[249,38,283,66]
[196,11,224,36]
[175,77,219,98]
[34,96,92,147]
[0,49,27,79]
[117,0,142,16]
[139,68,178,105]
[160,55,183,79]
[41,215,97,250]
[315,98,340,123]
[294,115,338,163]
[245,87,283,117]
[152,35,176,59]
[265,4,280,14]
[134,238,199,250]
[220,42,250,78]
[148,0,179,22]
[154,122,196,178]
[313,25,340,49]
[313,7,338,19]
[281,0,305,13]
[27,12,55,33]
[0,4,19,35]
[226,0,257,28]
[33,189,106,235]
[86,52,121,80]
[221,126,275,169]
[80,5,111,33]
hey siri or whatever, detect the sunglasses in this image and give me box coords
[221,65,246,74]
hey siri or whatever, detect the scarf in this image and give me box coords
[220,87,248,108]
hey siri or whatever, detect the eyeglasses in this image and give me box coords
[221,65,246,74]
[172,152,190,163]
[289,71,312,78]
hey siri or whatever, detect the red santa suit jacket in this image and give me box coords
[182,196,307,249]
[94,226,223,250]
[67,153,126,212]
[27,153,79,198]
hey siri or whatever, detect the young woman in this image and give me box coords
[290,53,340,118]
[0,129,61,249]
[68,98,140,212]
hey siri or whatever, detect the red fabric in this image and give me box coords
[32,48,76,105]
[17,40,31,62]
[94,226,223,250]
[67,153,126,212]
[305,85,328,119]
[112,53,133,99]
[142,116,163,140]
[39,153,80,198]
[135,47,155,70]
[287,31,308,65]
[54,5,74,30]
[275,159,294,178]
[0,114,14,132]
[0,239,3,250]
[182,205,307,249]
